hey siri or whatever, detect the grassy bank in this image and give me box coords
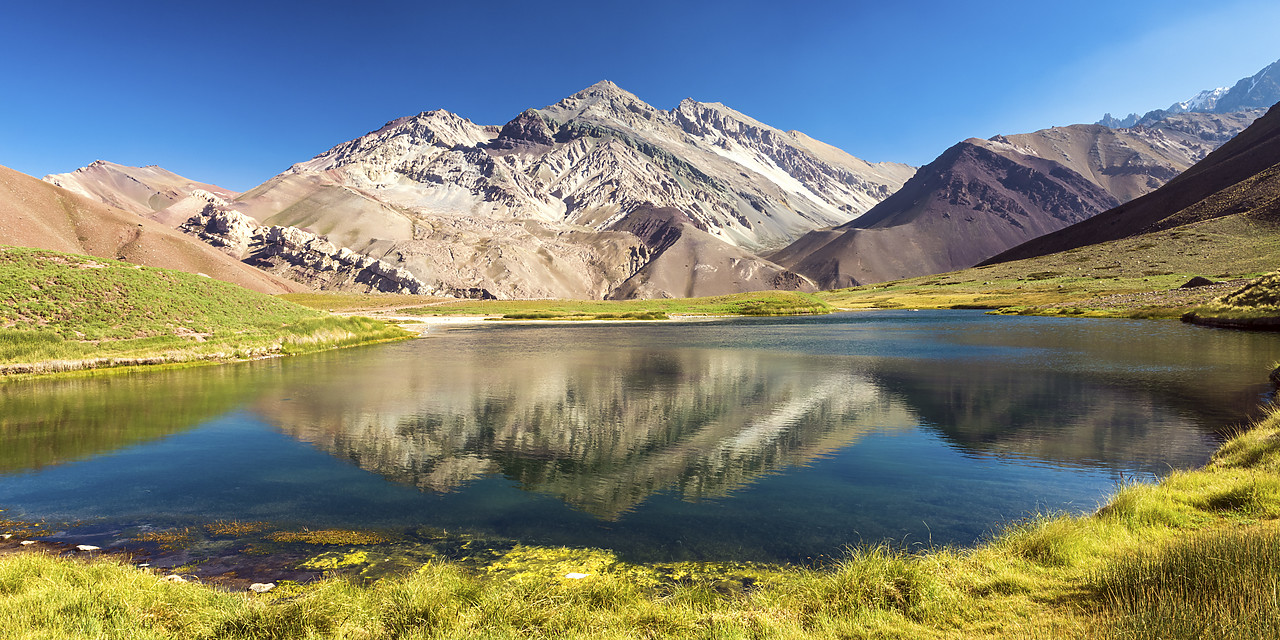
[283,290,833,320]
[1183,271,1280,329]
[814,213,1280,318]
[0,247,410,377]
[4,402,1279,638]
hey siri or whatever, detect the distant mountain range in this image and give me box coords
[4,59,1278,299]
[1098,58,1280,128]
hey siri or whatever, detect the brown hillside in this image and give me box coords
[0,164,304,294]
[773,142,1118,287]
[987,101,1280,264]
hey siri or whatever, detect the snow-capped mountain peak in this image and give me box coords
[1169,87,1229,114]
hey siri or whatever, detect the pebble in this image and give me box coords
[249,582,276,593]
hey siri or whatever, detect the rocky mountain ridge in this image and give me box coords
[1098,58,1280,128]
[218,80,906,298]
[989,100,1280,264]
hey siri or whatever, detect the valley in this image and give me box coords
[3,13,1280,637]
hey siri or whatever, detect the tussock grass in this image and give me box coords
[1184,271,1280,327]
[1091,528,1280,640]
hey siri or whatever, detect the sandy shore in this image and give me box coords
[351,312,739,334]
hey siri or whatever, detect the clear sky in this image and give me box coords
[2,0,1278,191]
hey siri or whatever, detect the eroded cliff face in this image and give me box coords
[179,192,489,297]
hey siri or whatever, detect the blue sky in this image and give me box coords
[2,0,1278,191]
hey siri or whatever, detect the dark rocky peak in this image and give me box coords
[609,205,707,252]
[489,109,557,151]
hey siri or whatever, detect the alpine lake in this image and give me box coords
[3,310,1280,579]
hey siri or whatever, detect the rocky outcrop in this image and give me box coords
[180,202,491,298]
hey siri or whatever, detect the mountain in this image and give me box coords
[43,160,238,219]
[770,142,1120,287]
[986,111,1261,202]
[1098,58,1280,128]
[769,109,1259,287]
[605,206,814,298]
[30,160,504,296]
[988,100,1280,265]
[220,81,912,299]
[0,164,302,294]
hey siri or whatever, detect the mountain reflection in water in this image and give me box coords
[259,347,916,519]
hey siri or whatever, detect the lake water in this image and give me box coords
[2,310,1278,564]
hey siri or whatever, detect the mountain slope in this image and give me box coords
[0,164,302,294]
[43,160,238,218]
[772,142,1119,287]
[605,207,814,298]
[988,100,1280,264]
[983,111,1261,202]
[771,108,1260,287]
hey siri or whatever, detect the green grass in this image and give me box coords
[277,292,450,313]
[1183,271,1280,326]
[0,247,410,376]
[1091,528,1280,640]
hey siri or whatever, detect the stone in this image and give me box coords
[249,582,276,593]
[161,574,188,583]
[564,572,589,579]
[75,545,101,552]
[20,540,36,546]
[1180,276,1216,288]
